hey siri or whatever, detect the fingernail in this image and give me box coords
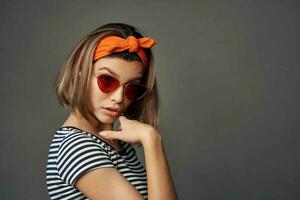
[99,132,107,136]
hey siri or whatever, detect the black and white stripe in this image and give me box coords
[46,126,148,200]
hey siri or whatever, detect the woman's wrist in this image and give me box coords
[141,127,161,146]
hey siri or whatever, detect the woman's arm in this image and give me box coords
[93,116,179,199]
[142,129,179,200]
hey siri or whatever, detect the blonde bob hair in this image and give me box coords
[54,23,160,129]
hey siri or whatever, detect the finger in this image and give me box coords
[98,130,122,140]
[118,116,128,127]
[119,115,127,121]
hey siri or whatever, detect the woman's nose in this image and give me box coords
[110,85,124,103]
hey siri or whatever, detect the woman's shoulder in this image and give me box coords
[54,126,129,153]
[54,126,107,149]
[54,126,92,143]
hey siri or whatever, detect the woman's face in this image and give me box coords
[88,56,144,124]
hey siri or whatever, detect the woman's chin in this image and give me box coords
[99,115,119,123]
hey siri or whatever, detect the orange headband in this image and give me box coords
[93,35,156,68]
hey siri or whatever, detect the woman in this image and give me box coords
[46,22,178,200]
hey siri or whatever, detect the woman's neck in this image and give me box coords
[61,111,120,148]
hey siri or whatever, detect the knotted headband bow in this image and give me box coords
[93,35,156,68]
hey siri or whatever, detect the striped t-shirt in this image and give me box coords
[46,126,148,200]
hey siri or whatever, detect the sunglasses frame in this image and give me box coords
[97,74,149,101]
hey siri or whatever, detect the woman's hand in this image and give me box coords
[98,115,158,145]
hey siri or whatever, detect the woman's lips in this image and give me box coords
[103,108,120,117]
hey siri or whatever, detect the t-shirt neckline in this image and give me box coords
[58,126,126,154]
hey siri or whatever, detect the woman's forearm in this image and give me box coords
[141,130,179,200]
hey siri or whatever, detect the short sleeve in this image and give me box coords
[56,132,114,187]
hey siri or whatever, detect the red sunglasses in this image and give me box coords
[97,74,148,101]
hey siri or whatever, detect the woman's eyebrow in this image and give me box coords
[98,67,142,82]
[128,77,142,82]
[98,67,119,77]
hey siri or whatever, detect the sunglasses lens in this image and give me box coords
[125,84,148,101]
[97,74,119,93]
[97,74,147,101]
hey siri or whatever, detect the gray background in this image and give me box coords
[1,0,299,199]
